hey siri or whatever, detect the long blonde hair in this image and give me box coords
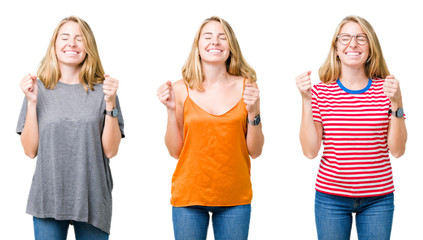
[319,15,390,84]
[182,16,256,91]
[37,16,105,91]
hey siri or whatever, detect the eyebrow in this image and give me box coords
[59,33,83,37]
[202,32,226,36]
[340,32,367,35]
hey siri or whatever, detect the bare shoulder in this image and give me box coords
[173,79,186,90]
[241,76,258,88]
[231,75,248,87]
[173,79,188,104]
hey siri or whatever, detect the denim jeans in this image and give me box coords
[315,191,394,240]
[172,204,251,240]
[33,217,109,240]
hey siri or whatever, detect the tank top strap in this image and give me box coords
[184,81,189,96]
[241,77,246,96]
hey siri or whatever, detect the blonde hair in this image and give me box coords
[182,16,256,91]
[319,15,390,84]
[37,16,105,91]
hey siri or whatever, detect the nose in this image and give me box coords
[67,39,76,47]
[348,36,358,47]
[211,37,220,45]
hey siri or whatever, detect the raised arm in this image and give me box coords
[296,71,323,159]
[243,82,264,159]
[157,80,185,159]
[19,74,39,159]
[102,74,122,159]
[384,75,407,158]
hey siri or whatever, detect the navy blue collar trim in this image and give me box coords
[337,78,372,94]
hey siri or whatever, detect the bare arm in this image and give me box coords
[102,75,122,159]
[21,101,39,159]
[158,80,185,159]
[20,74,39,159]
[296,71,322,159]
[384,75,407,158]
[244,82,264,159]
[299,98,323,159]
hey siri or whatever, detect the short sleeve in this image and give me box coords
[115,95,125,138]
[16,97,28,135]
[311,85,322,123]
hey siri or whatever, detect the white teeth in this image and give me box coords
[208,49,221,53]
[346,52,360,56]
[64,51,78,55]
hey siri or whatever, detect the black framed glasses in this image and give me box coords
[337,33,368,45]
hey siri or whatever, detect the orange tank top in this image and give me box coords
[170,79,252,207]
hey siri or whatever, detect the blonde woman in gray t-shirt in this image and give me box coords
[17,16,124,239]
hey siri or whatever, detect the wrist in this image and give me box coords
[247,114,261,126]
[302,97,312,104]
[390,93,403,106]
[27,100,37,108]
[167,107,176,114]
[390,105,405,118]
[248,112,259,120]
[105,101,116,111]
[391,100,403,110]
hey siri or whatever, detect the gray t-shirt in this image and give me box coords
[16,79,124,234]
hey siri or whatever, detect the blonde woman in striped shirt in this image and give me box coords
[296,15,407,240]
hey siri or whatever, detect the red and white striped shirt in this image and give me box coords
[311,78,394,197]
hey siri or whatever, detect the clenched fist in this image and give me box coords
[296,70,312,100]
[103,74,119,104]
[243,83,260,116]
[383,75,402,105]
[157,81,176,110]
[20,74,38,103]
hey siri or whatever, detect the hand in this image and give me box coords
[243,83,260,116]
[157,81,176,110]
[296,70,312,100]
[103,74,119,104]
[20,74,38,103]
[383,75,402,105]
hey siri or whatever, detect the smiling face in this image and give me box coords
[55,21,87,68]
[198,21,230,65]
[336,21,369,69]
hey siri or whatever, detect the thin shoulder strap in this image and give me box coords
[184,81,189,96]
[241,77,246,95]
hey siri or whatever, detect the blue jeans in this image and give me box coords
[315,191,394,240]
[33,217,109,240]
[172,204,251,240]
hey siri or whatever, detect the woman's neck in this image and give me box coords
[339,65,368,90]
[58,64,81,84]
[202,62,229,87]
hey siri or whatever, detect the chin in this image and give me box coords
[59,60,85,67]
[341,60,366,68]
[202,59,227,65]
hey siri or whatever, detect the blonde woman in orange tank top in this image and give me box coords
[157,16,264,240]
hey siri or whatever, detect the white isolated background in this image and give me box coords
[1,0,422,239]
